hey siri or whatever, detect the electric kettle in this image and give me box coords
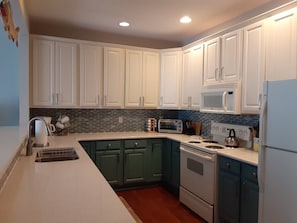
[225,128,240,147]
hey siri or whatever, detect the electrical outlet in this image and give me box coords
[118,116,123,123]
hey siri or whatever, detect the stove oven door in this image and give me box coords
[180,145,215,204]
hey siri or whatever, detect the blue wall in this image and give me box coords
[0,25,19,125]
[0,0,29,126]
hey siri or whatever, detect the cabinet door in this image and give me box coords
[142,51,160,108]
[148,139,162,182]
[181,44,203,109]
[171,141,180,192]
[203,37,220,85]
[266,9,297,81]
[124,148,148,184]
[218,171,241,223]
[221,29,242,83]
[160,50,182,108]
[240,164,259,223]
[103,47,125,107]
[125,50,143,107]
[162,139,172,183]
[32,39,55,106]
[79,44,103,107]
[79,141,96,163]
[242,22,265,114]
[218,156,241,223]
[96,150,123,186]
[55,41,77,106]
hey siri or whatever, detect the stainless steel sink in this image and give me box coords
[35,148,79,162]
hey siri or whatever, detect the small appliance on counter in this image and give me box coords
[34,119,49,147]
[55,115,70,135]
[158,119,183,134]
[145,118,157,132]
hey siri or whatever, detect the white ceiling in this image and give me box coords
[25,0,294,46]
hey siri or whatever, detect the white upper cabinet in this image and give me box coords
[79,43,103,107]
[221,30,242,83]
[32,37,77,107]
[103,47,125,108]
[125,50,160,108]
[203,29,242,86]
[181,44,203,109]
[203,37,221,85]
[242,21,265,114]
[55,41,77,106]
[266,8,297,81]
[160,49,182,108]
[32,39,55,106]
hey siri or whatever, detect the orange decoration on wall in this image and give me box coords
[0,0,20,47]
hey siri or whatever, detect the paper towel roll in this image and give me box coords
[35,120,48,146]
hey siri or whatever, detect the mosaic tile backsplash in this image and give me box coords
[30,108,259,136]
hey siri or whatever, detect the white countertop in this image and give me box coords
[0,130,258,223]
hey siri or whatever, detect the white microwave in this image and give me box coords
[200,86,241,114]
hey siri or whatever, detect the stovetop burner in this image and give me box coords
[205,145,224,149]
[188,141,201,144]
[203,140,218,144]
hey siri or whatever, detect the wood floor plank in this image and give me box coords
[117,186,207,223]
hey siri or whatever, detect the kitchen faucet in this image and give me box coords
[26,117,48,156]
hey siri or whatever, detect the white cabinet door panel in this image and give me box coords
[80,44,103,107]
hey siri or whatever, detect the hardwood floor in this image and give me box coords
[117,186,207,223]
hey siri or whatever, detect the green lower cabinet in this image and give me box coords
[79,141,96,162]
[96,150,123,186]
[95,140,123,187]
[162,139,180,195]
[240,164,259,223]
[147,139,163,182]
[123,139,149,184]
[218,156,259,223]
[80,138,179,193]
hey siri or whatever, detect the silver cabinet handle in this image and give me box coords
[258,93,262,109]
[215,68,219,81]
[160,96,163,106]
[220,67,224,79]
[134,142,138,147]
[96,95,100,106]
[103,95,107,106]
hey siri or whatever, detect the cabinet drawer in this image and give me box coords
[242,163,258,183]
[96,140,121,150]
[219,156,240,175]
[124,139,147,148]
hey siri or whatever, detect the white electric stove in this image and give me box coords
[179,122,252,223]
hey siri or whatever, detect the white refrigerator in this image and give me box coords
[258,79,297,223]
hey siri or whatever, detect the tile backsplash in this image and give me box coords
[30,108,259,136]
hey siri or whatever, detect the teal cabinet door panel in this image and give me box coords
[161,139,180,195]
[79,141,96,162]
[218,156,259,223]
[218,171,240,223]
[171,141,180,189]
[96,150,123,185]
[162,139,172,183]
[148,139,163,182]
[124,148,148,183]
[240,163,259,223]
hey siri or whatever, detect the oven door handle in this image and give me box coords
[180,147,214,162]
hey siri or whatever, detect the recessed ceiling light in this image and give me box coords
[180,16,192,24]
[119,21,130,27]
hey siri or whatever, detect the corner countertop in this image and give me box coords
[0,130,258,223]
